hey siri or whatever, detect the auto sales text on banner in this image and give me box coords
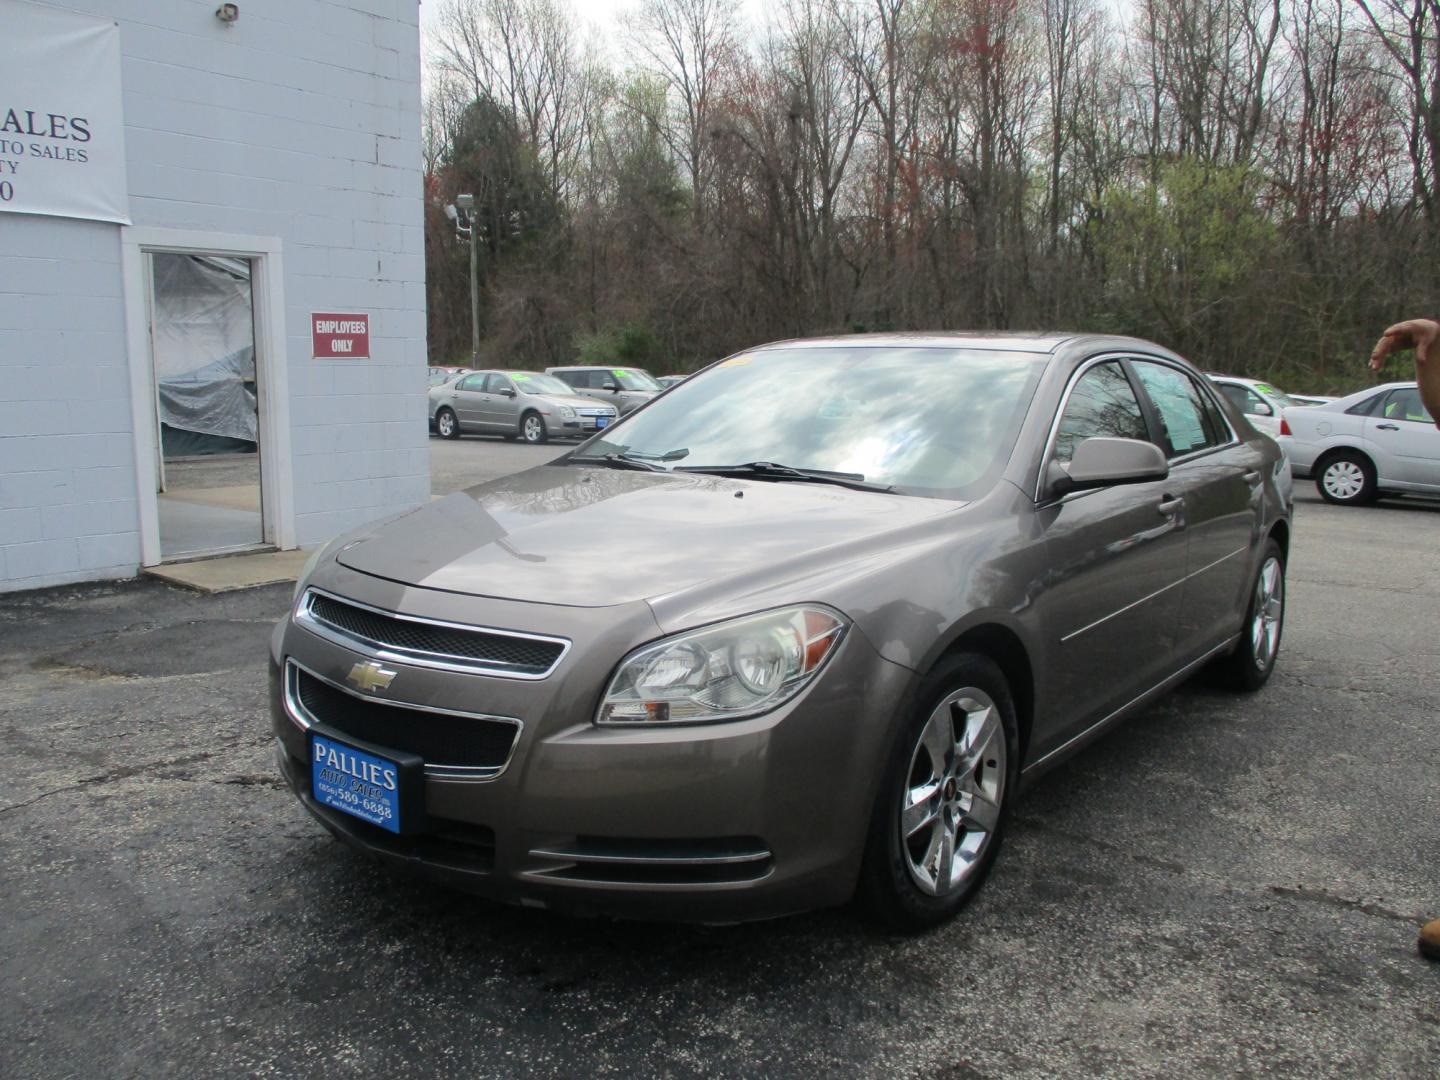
[0,0,130,225]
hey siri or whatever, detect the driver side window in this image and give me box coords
[1054,361,1149,464]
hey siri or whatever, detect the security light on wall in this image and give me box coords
[215,4,239,23]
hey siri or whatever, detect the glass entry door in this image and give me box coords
[148,252,265,559]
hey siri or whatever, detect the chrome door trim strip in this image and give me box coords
[1059,545,1250,644]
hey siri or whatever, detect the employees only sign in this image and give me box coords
[0,0,129,224]
[311,313,371,359]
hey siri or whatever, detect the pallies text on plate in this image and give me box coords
[313,738,397,791]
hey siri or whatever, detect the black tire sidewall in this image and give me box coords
[859,652,1019,931]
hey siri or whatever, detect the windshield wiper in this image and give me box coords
[675,461,894,492]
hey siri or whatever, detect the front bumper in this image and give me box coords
[270,569,913,922]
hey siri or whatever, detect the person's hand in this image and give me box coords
[1369,319,1439,371]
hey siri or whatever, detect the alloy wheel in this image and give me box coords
[900,687,1007,897]
[437,411,455,437]
[1250,555,1284,671]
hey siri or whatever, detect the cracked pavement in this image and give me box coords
[1,484,1437,1078]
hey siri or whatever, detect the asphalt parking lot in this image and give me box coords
[3,440,1438,1078]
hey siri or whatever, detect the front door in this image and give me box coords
[1034,359,1189,755]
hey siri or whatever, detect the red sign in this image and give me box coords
[311,312,370,359]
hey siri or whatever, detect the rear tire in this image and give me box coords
[1315,450,1376,505]
[858,652,1018,932]
[435,408,460,440]
[1214,539,1285,691]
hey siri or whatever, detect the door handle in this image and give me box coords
[1158,496,1184,516]
[1376,423,1400,431]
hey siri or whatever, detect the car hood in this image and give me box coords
[336,465,960,608]
[536,392,617,412]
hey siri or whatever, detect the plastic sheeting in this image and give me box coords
[151,253,258,451]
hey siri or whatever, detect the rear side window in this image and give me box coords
[1346,391,1386,417]
[1053,361,1149,464]
[456,373,486,392]
[554,370,582,387]
[1132,362,1224,457]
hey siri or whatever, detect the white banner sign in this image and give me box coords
[0,0,129,224]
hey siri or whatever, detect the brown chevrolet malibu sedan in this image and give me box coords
[272,333,1291,929]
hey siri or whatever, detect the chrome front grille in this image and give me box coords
[297,588,568,679]
[284,660,521,778]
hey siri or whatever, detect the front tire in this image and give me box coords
[1316,450,1376,505]
[859,652,1018,931]
[435,407,460,440]
[1214,539,1285,691]
[520,411,548,444]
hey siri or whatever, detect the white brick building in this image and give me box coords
[0,0,428,592]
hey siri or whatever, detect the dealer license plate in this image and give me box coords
[596,416,610,428]
[311,732,405,833]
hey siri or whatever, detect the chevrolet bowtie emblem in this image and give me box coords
[346,660,397,693]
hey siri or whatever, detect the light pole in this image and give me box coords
[445,193,479,364]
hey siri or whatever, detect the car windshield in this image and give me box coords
[569,346,1047,499]
[615,369,661,391]
[509,372,574,396]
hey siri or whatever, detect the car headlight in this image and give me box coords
[597,606,848,725]
[558,405,576,418]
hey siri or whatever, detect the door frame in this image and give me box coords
[121,227,295,565]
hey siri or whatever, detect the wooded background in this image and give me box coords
[422,0,1440,393]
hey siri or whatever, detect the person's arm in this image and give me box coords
[1369,319,1440,427]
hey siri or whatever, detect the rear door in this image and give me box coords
[1130,360,1259,660]
[451,373,488,427]
[1365,387,1440,488]
[1035,359,1190,750]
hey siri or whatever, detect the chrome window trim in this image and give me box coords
[282,657,523,782]
[296,586,571,681]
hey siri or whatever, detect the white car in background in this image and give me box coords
[1208,375,1307,438]
[1280,381,1440,505]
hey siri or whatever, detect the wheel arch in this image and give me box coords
[1267,517,1290,562]
[1312,442,1375,476]
[929,622,1036,765]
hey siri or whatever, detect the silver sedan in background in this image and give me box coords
[430,370,618,444]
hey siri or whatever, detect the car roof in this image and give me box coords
[747,331,1083,354]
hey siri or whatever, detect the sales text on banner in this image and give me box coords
[0,0,130,225]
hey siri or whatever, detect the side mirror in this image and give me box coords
[1049,437,1168,498]
[1251,400,1274,417]
[500,388,516,397]
[607,384,622,393]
